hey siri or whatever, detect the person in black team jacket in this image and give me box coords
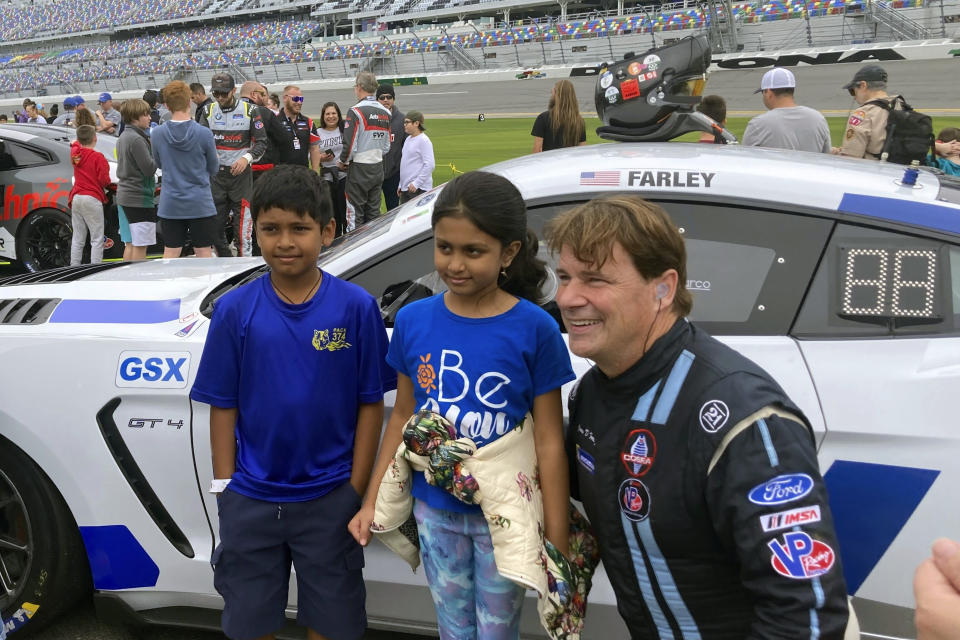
[545,195,851,640]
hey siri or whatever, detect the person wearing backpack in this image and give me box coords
[833,64,934,165]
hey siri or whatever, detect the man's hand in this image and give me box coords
[407,183,417,194]
[323,150,335,160]
[347,503,376,546]
[915,538,960,640]
[230,156,250,176]
[337,160,348,171]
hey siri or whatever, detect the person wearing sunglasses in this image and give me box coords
[197,72,268,257]
[376,84,407,212]
[272,85,322,174]
[832,65,893,159]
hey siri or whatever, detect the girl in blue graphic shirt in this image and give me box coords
[349,171,575,640]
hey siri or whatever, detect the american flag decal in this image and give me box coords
[580,171,620,186]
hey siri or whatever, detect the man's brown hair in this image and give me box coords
[76,124,96,146]
[120,98,150,125]
[545,195,693,316]
[163,80,191,113]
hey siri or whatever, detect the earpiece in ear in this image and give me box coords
[656,283,668,300]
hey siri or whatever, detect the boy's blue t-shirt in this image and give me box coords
[190,272,397,502]
[387,294,575,513]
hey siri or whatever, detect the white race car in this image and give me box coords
[1,144,957,639]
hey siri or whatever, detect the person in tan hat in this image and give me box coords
[398,110,434,204]
[832,65,893,159]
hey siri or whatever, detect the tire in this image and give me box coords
[0,440,91,636]
[14,208,72,273]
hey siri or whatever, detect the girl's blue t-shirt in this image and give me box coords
[387,293,575,513]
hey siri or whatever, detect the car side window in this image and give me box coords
[527,200,834,335]
[347,237,445,327]
[347,235,558,328]
[0,138,51,169]
[793,223,959,337]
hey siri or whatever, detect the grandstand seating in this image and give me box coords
[0,0,930,94]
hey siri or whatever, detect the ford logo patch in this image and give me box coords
[748,473,814,506]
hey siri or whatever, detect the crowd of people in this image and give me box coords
[14,70,436,264]
[692,63,960,172]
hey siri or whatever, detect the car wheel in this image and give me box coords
[15,209,72,273]
[0,441,91,635]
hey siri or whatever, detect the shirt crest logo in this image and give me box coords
[417,353,437,392]
[312,328,351,352]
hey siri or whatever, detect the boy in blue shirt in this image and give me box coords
[190,165,396,640]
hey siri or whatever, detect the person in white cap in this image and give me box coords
[741,67,831,153]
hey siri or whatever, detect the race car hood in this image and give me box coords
[0,258,264,338]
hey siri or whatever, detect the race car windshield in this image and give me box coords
[318,207,396,267]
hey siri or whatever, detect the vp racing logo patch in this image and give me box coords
[619,478,651,522]
[621,429,656,476]
[767,531,835,579]
[748,473,815,506]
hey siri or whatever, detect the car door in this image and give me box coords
[0,135,56,261]
[792,221,960,637]
[338,196,836,636]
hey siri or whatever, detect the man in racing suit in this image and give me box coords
[547,195,850,639]
[338,71,391,232]
[198,72,267,257]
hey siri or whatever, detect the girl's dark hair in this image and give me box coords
[321,101,343,132]
[432,171,546,302]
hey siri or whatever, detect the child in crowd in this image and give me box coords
[351,171,575,639]
[930,127,960,176]
[696,94,728,143]
[67,124,110,265]
[190,165,396,640]
[116,99,157,261]
[150,80,219,258]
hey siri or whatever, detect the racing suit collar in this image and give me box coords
[594,317,691,389]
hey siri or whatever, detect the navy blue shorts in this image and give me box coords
[213,481,366,640]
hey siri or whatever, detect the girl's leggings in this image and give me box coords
[413,499,527,640]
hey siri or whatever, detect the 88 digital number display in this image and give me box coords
[837,245,943,323]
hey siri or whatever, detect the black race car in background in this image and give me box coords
[0,123,160,271]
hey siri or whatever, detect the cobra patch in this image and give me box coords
[619,478,651,522]
[621,429,656,476]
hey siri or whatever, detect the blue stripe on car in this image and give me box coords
[823,460,940,593]
[77,525,160,589]
[839,194,960,235]
[49,299,180,324]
